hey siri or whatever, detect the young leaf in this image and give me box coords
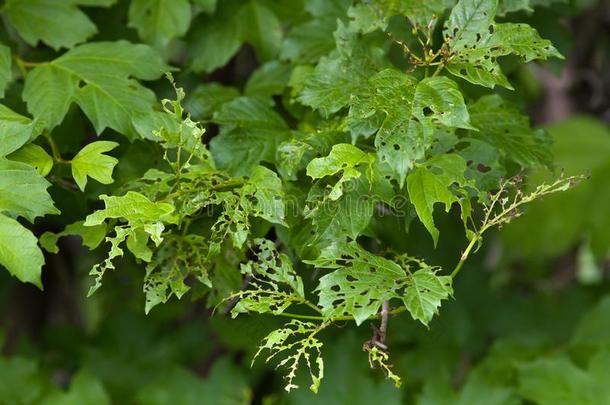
[0,213,44,288]
[350,69,472,184]
[84,191,177,229]
[71,141,119,191]
[402,267,453,325]
[306,143,374,201]
[407,154,473,245]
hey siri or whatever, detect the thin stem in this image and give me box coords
[450,234,480,279]
[379,300,389,342]
[44,133,69,165]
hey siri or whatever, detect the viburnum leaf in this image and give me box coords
[71,141,119,191]
[7,144,53,176]
[407,154,473,245]
[376,0,448,27]
[444,0,561,88]
[231,239,305,317]
[144,234,211,314]
[0,44,11,97]
[0,213,44,288]
[402,267,453,325]
[128,0,191,48]
[245,61,292,99]
[3,0,115,50]
[0,159,59,222]
[306,143,374,201]
[308,242,453,326]
[238,0,282,61]
[40,220,107,254]
[254,320,325,393]
[0,105,42,157]
[84,191,177,228]
[184,83,239,120]
[23,41,168,137]
[310,242,407,325]
[467,95,552,167]
[350,69,472,184]
[187,2,242,73]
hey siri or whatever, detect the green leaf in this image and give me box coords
[71,141,119,191]
[0,44,11,97]
[187,6,242,73]
[0,105,42,157]
[350,69,472,184]
[144,234,211,313]
[312,242,408,325]
[213,97,287,130]
[402,267,453,326]
[4,0,115,50]
[40,371,111,405]
[238,0,283,61]
[128,0,191,48]
[7,144,53,176]
[185,83,239,120]
[445,0,497,52]
[468,95,552,167]
[309,242,452,326]
[0,213,44,288]
[0,159,59,222]
[243,165,287,226]
[306,143,374,200]
[406,154,473,245]
[245,61,292,99]
[23,41,168,137]
[518,351,610,404]
[40,220,107,253]
[84,191,176,228]
[444,0,561,88]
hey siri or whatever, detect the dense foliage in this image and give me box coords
[0,0,609,403]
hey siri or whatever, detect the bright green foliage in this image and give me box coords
[443,0,561,88]
[0,0,579,396]
[71,141,119,191]
[407,154,474,245]
[306,143,374,200]
[309,242,452,326]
